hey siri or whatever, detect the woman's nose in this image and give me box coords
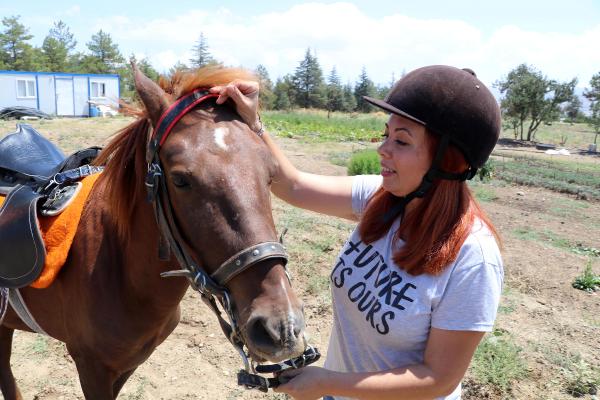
[377,141,390,158]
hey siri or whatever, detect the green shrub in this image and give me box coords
[478,159,495,181]
[572,260,600,293]
[347,150,381,175]
[563,358,600,397]
[470,330,528,395]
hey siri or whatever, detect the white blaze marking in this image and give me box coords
[281,278,295,321]
[213,127,229,150]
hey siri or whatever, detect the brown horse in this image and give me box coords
[0,65,306,399]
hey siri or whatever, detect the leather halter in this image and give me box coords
[144,88,318,391]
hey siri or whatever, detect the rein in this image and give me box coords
[144,88,319,392]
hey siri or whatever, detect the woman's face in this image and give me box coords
[377,114,433,197]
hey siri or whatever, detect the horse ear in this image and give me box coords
[132,62,169,126]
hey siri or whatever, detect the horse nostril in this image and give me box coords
[247,316,282,349]
[293,322,302,339]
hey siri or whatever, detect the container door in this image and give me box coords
[55,78,74,116]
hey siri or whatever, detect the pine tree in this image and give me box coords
[273,77,293,110]
[584,72,600,144]
[0,16,34,70]
[325,66,344,114]
[189,32,217,68]
[342,82,357,112]
[42,21,77,72]
[169,61,190,77]
[354,67,376,112]
[292,48,326,109]
[256,64,275,110]
[86,30,125,73]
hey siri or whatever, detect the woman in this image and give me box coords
[211,65,503,400]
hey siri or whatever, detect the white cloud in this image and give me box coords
[64,5,80,17]
[85,2,598,89]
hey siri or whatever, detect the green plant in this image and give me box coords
[572,244,600,258]
[31,336,49,355]
[470,330,528,395]
[263,109,386,143]
[572,260,600,293]
[347,149,381,175]
[472,185,499,202]
[563,358,600,397]
[491,152,600,200]
[478,159,495,181]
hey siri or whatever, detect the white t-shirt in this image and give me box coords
[323,175,503,400]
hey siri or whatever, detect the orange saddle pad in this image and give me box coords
[0,174,101,288]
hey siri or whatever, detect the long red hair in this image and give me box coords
[359,134,500,276]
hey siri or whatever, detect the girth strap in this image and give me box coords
[0,287,8,326]
[8,288,48,335]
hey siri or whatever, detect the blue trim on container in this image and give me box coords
[0,69,119,79]
[87,76,91,117]
[35,75,40,110]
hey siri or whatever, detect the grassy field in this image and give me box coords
[500,121,598,149]
[263,109,387,142]
[1,112,599,399]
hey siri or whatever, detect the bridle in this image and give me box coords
[144,88,319,391]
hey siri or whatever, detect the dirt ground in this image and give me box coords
[1,119,599,399]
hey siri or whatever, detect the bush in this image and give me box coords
[470,330,528,395]
[563,358,600,397]
[572,260,600,293]
[347,149,381,175]
[478,159,495,181]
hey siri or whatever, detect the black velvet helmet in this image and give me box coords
[364,65,502,223]
[364,65,501,169]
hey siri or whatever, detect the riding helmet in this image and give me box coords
[364,65,501,169]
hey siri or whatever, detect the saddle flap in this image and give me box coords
[0,124,65,182]
[0,185,46,288]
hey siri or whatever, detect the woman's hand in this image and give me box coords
[210,80,261,132]
[273,366,333,400]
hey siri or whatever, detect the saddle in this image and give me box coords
[0,124,102,288]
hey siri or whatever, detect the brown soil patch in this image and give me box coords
[2,120,599,399]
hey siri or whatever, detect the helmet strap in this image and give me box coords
[382,135,477,224]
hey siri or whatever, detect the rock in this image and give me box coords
[516,191,525,196]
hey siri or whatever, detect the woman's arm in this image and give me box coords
[275,328,485,400]
[210,81,357,220]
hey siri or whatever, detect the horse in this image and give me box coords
[0,64,306,399]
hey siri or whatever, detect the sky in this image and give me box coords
[2,0,599,94]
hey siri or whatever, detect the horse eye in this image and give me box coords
[170,174,190,189]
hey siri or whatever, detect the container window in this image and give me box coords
[91,82,106,97]
[16,79,36,98]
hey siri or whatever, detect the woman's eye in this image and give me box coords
[395,139,408,146]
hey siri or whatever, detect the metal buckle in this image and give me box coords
[237,370,277,392]
[254,346,321,374]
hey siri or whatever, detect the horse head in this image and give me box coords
[128,65,306,362]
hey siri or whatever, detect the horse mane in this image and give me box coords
[93,66,257,240]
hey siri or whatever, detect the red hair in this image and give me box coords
[359,134,500,276]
